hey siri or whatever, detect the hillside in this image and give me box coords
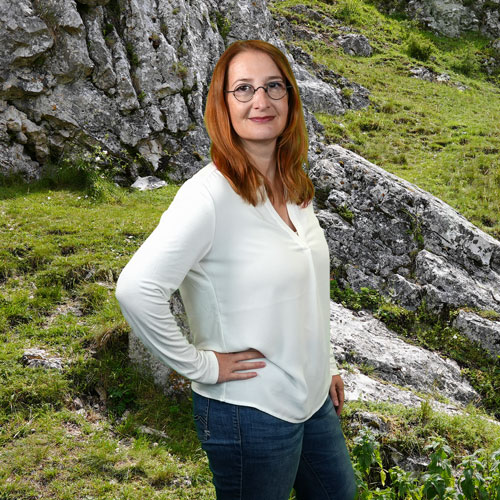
[271,0,500,239]
[1,0,500,498]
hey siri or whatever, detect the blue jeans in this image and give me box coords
[192,392,357,500]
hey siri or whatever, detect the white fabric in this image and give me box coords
[116,162,339,423]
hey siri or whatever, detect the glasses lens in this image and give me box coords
[267,82,287,100]
[234,85,254,102]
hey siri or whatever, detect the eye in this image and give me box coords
[267,81,285,90]
[235,84,252,92]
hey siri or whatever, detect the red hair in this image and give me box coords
[204,40,314,207]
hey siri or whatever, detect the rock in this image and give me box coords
[128,291,188,391]
[275,19,371,114]
[403,0,499,39]
[161,93,191,133]
[349,410,391,434]
[20,348,64,371]
[453,310,500,358]
[130,175,166,191]
[0,0,53,68]
[331,302,478,405]
[0,0,372,182]
[337,34,373,57]
[137,425,168,439]
[410,66,466,90]
[341,367,467,416]
[76,0,111,5]
[309,145,500,325]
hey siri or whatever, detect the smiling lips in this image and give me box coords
[249,116,275,123]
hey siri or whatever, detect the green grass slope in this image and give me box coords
[1,0,500,497]
[271,0,500,239]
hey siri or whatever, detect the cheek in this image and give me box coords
[226,100,244,131]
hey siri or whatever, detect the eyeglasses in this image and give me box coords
[225,82,291,102]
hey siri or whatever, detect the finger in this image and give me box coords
[227,371,259,381]
[336,387,345,415]
[330,385,339,406]
[232,350,266,361]
[233,360,266,371]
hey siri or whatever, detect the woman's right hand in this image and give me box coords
[213,349,266,383]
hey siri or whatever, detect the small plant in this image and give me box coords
[351,431,500,498]
[214,12,231,41]
[406,34,434,62]
[451,48,481,76]
[342,87,355,99]
[333,0,363,25]
[352,428,386,491]
[335,204,355,223]
[172,61,188,79]
[57,144,126,202]
[102,23,114,37]
[126,42,140,67]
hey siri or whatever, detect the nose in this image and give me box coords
[252,86,271,107]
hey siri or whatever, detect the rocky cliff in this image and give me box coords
[1,0,499,415]
[0,0,367,181]
[375,0,500,39]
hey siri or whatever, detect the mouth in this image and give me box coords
[249,116,275,123]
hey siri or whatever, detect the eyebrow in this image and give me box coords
[231,76,284,86]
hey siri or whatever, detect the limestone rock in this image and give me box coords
[0,0,368,181]
[0,0,53,68]
[21,348,64,371]
[410,66,467,90]
[337,34,373,57]
[131,175,166,191]
[341,368,465,416]
[453,310,500,358]
[128,291,188,391]
[310,145,500,323]
[330,302,478,405]
[402,0,500,39]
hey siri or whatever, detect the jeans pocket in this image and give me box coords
[192,392,211,444]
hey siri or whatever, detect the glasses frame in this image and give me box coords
[225,83,292,103]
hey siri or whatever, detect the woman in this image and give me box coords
[116,40,356,500]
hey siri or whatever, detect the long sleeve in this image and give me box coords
[115,179,219,384]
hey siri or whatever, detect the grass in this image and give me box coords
[0,183,220,498]
[0,179,498,498]
[1,0,500,496]
[270,0,500,238]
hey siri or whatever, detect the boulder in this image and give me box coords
[404,0,499,39]
[330,302,478,405]
[453,310,500,358]
[21,348,64,371]
[130,175,166,191]
[0,0,367,182]
[309,145,500,323]
[337,34,373,57]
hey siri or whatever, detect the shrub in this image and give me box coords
[406,34,434,61]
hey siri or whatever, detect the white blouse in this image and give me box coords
[116,162,339,423]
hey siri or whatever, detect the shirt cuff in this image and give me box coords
[197,350,219,385]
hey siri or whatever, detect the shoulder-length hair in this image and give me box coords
[204,40,314,207]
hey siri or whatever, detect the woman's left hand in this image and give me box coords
[329,374,345,416]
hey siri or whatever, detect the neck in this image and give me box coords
[240,139,277,182]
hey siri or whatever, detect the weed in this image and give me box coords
[172,61,188,79]
[406,33,434,61]
[125,42,140,67]
[335,204,355,223]
[214,12,231,41]
[333,0,364,25]
[352,429,500,497]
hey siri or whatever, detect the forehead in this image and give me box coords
[227,50,283,84]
